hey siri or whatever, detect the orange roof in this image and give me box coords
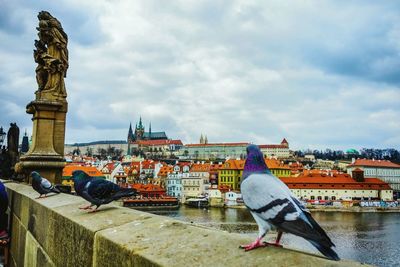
[265,159,290,170]
[348,159,400,168]
[130,183,166,193]
[281,174,392,190]
[135,139,183,146]
[63,165,104,177]
[158,165,174,177]
[190,163,211,172]
[185,142,249,147]
[222,159,245,170]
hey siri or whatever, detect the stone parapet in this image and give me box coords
[2,180,366,267]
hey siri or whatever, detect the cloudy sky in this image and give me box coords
[1,0,399,150]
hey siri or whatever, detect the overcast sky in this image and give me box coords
[1,0,399,150]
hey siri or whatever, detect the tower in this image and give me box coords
[135,117,145,140]
[200,134,204,144]
[21,129,29,153]
[127,123,134,155]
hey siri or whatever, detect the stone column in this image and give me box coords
[16,100,67,184]
[15,11,69,184]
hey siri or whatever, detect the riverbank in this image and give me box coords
[308,206,400,212]
[219,204,400,212]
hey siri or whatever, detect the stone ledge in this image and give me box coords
[3,180,366,267]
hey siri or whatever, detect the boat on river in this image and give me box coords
[185,197,209,208]
[122,196,180,210]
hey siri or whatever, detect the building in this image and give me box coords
[282,170,393,201]
[166,163,190,198]
[130,139,183,157]
[182,163,211,200]
[218,159,245,191]
[259,138,290,158]
[62,165,105,186]
[347,159,400,196]
[183,142,249,160]
[266,159,291,177]
[64,140,128,156]
[217,159,291,191]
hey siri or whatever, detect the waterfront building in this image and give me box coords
[283,170,393,201]
[182,163,211,200]
[208,185,223,207]
[166,163,190,198]
[347,159,400,195]
[266,159,291,177]
[224,191,242,206]
[259,138,290,158]
[209,162,224,185]
[183,142,249,160]
[218,159,291,190]
[62,164,105,186]
[218,159,245,191]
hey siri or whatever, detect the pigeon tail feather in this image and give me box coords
[309,240,340,261]
[112,188,137,200]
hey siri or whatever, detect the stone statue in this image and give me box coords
[34,11,68,100]
[7,123,19,156]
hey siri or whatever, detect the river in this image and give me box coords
[149,206,400,267]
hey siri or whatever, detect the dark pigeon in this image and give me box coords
[31,171,61,198]
[72,170,137,212]
[240,145,340,261]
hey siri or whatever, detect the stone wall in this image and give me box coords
[2,180,364,267]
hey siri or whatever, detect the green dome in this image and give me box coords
[346,148,359,154]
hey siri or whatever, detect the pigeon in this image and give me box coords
[240,145,340,261]
[72,170,137,212]
[31,171,61,198]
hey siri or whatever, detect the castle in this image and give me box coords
[127,117,168,143]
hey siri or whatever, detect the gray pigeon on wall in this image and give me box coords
[72,170,137,212]
[240,145,340,261]
[31,171,61,198]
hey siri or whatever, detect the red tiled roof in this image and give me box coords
[185,142,249,147]
[190,163,211,172]
[281,175,392,190]
[63,165,104,177]
[135,139,183,146]
[348,159,400,168]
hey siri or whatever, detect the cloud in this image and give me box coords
[0,0,399,150]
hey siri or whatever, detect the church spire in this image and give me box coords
[200,134,204,144]
[138,116,144,129]
[149,122,152,137]
[204,135,208,144]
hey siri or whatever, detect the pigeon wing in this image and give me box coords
[242,173,300,224]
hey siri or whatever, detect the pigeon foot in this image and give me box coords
[79,205,94,210]
[240,237,266,251]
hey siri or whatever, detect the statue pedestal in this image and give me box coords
[16,99,68,184]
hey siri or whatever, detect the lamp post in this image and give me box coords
[0,126,5,146]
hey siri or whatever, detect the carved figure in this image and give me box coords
[34,11,68,99]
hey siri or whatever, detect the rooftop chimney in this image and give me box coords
[352,168,365,182]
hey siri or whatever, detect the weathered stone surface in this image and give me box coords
[10,214,26,267]
[4,182,368,267]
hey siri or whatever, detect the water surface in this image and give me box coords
[150,206,400,267]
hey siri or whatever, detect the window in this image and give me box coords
[324,196,329,200]
[311,196,315,200]
[317,196,322,200]
[332,196,336,200]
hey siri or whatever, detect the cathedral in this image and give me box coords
[127,117,168,143]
